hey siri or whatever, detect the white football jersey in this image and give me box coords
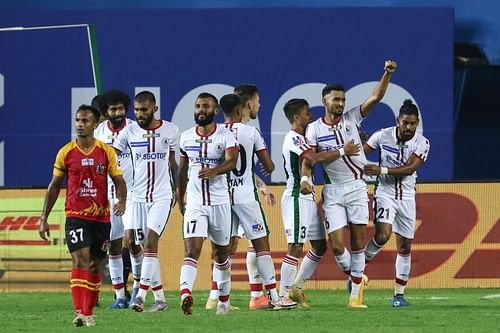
[282,130,314,200]
[113,120,179,202]
[305,106,367,185]
[366,126,430,200]
[179,124,238,206]
[223,122,267,204]
[94,118,134,199]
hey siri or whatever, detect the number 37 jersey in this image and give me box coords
[179,124,238,206]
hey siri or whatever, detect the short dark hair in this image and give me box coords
[399,99,419,118]
[284,98,309,123]
[103,90,131,111]
[77,104,100,122]
[234,84,258,105]
[91,95,107,118]
[322,84,345,97]
[219,94,241,115]
[135,90,156,105]
[197,92,218,106]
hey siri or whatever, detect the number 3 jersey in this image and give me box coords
[113,120,179,203]
[223,122,267,205]
[179,124,239,206]
[366,126,430,200]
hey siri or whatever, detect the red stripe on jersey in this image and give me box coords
[335,130,362,179]
[149,131,156,202]
[204,142,211,205]
[146,131,151,202]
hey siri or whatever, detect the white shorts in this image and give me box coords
[374,196,416,239]
[132,198,173,244]
[322,180,369,233]
[230,201,269,241]
[183,203,232,246]
[109,195,133,241]
[281,195,325,244]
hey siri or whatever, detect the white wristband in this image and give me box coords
[380,167,389,175]
[300,176,310,184]
[338,148,345,156]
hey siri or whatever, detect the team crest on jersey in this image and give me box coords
[96,163,105,175]
[161,137,171,147]
[292,136,305,147]
[142,133,160,138]
[196,138,213,143]
[107,133,118,140]
[216,143,224,153]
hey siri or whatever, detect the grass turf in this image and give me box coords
[2,289,499,332]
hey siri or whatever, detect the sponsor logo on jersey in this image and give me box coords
[285,228,292,237]
[195,138,212,143]
[136,152,168,161]
[188,156,222,166]
[79,178,97,197]
[385,155,405,167]
[142,133,160,138]
[329,124,342,132]
[81,158,94,166]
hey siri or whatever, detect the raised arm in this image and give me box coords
[39,175,64,240]
[360,60,397,117]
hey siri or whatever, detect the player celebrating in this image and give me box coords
[39,105,126,327]
[281,98,360,307]
[302,60,397,308]
[114,91,179,312]
[363,99,430,307]
[178,93,238,316]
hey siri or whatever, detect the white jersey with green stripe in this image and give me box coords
[305,106,367,185]
[113,120,179,203]
[223,122,267,204]
[282,129,314,200]
[366,126,430,200]
[179,124,239,206]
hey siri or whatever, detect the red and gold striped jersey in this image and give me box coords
[53,140,122,222]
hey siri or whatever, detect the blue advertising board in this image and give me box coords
[0,7,453,186]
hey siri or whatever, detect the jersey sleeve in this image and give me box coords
[225,129,239,150]
[366,129,382,150]
[289,134,312,157]
[305,123,318,147]
[178,132,187,157]
[53,146,67,177]
[413,136,430,162]
[105,145,123,177]
[113,127,129,152]
[170,124,180,152]
[346,105,364,125]
[253,127,267,151]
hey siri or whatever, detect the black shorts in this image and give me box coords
[65,218,111,259]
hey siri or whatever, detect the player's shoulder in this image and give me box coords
[161,119,179,132]
[95,139,116,153]
[95,120,109,132]
[57,140,78,156]
[413,132,430,146]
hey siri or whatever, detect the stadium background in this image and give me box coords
[0,0,498,291]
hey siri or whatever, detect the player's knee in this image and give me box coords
[330,243,345,256]
[374,231,391,246]
[398,243,411,255]
[185,248,202,260]
[108,239,122,255]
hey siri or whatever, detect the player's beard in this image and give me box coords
[109,115,124,129]
[137,114,154,129]
[195,112,215,126]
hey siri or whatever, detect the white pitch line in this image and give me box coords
[0,24,88,32]
[481,294,500,299]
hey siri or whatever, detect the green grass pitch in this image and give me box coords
[1,289,499,332]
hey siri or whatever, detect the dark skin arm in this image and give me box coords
[198,147,239,179]
[110,174,127,216]
[39,175,64,240]
[364,154,424,176]
[360,60,397,117]
[255,149,276,206]
[176,155,189,214]
[169,152,178,206]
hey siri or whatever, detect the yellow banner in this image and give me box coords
[0,183,499,291]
